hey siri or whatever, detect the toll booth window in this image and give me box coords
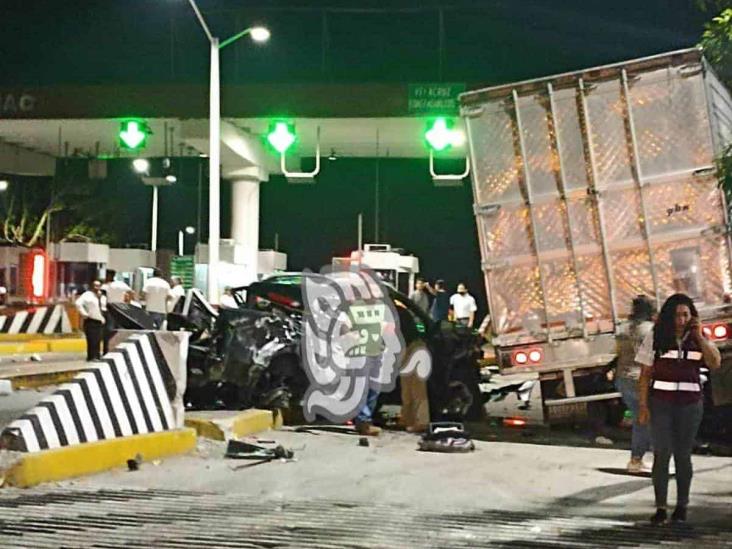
[670,247,702,301]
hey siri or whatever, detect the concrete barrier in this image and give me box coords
[0,331,193,486]
[0,305,72,335]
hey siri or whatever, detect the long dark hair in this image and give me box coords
[653,293,698,353]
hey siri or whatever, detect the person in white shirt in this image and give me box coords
[142,270,171,328]
[102,270,132,304]
[168,276,186,313]
[449,283,478,328]
[76,279,106,361]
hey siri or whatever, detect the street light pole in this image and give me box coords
[208,36,221,303]
[184,0,269,304]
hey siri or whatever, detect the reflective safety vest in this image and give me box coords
[652,342,704,404]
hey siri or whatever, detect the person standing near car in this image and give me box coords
[76,279,106,361]
[450,283,477,328]
[168,276,186,313]
[142,269,170,328]
[637,293,721,525]
[409,278,431,314]
[615,295,655,473]
[429,279,450,322]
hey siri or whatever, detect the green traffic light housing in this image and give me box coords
[119,119,151,151]
[266,121,296,154]
[425,117,464,152]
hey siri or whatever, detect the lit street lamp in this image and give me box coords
[184,0,270,303]
[178,226,196,256]
[0,180,9,193]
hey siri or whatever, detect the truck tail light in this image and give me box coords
[503,417,527,428]
[703,322,729,342]
[511,348,543,366]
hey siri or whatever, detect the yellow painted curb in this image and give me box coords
[185,409,280,441]
[47,338,86,353]
[0,341,49,355]
[10,371,85,391]
[0,333,81,342]
[0,337,85,355]
[2,428,197,488]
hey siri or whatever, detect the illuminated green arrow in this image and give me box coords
[119,120,149,150]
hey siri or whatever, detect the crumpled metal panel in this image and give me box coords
[467,105,523,204]
[629,68,714,178]
[574,253,612,332]
[644,175,723,236]
[533,199,570,252]
[478,205,534,259]
[610,248,654,317]
[653,237,726,304]
[585,80,634,188]
[487,264,544,334]
[517,94,559,198]
[600,188,643,243]
[553,87,589,191]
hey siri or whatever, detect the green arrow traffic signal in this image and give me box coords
[425,117,464,152]
[119,120,150,151]
[266,122,296,154]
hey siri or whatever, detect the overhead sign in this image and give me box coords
[408,83,465,115]
[170,255,195,289]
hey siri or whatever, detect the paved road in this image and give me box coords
[0,429,730,547]
[0,389,51,429]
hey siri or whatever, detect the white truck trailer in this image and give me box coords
[461,48,732,424]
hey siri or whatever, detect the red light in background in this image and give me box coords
[514,352,528,365]
[703,323,730,341]
[503,417,527,428]
[528,349,543,363]
[31,252,46,299]
[713,325,728,340]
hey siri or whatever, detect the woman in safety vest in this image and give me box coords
[637,293,721,525]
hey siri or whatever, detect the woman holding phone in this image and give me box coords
[636,293,721,524]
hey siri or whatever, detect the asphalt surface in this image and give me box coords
[0,428,729,547]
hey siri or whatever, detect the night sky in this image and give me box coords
[0,0,719,314]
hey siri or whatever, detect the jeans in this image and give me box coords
[149,312,165,329]
[355,388,380,424]
[616,376,652,459]
[650,396,704,508]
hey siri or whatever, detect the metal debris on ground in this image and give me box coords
[126,453,143,472]
[358,437,369,447]
[225,439,295,470]
[418,422,475,453]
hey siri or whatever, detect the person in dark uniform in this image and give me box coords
[637,293,721,525]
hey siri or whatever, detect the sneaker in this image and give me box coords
[355,421,381,437]
[627,459,644,474]
[595,435,614,446]
[671,506,687,523]
[650,508,668,525]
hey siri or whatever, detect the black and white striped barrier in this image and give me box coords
[0,305,72,335]
[1,332,189,453]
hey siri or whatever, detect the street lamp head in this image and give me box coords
[185,226,196,235]
[0,180,8,192]
[250,26,270,43]
[132,158,150,174]
[165,174,178,183]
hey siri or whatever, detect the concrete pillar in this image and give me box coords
[231,178,260,284]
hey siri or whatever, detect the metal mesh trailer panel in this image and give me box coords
[461,48,732,348]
